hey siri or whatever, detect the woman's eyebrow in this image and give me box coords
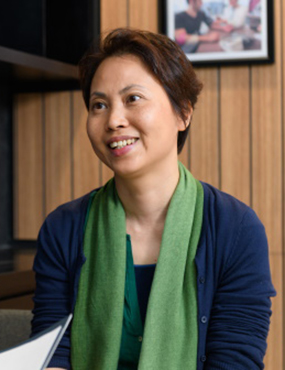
[90,84,147,98]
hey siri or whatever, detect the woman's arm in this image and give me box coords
[31,210,73,370]
[205,209,276,369]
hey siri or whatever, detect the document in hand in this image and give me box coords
[0,314,72,370]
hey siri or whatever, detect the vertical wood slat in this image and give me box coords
[220,66,250,205]
[13,94,43,239]
[190,68,219,188]
[251,0,283,368]
[72,91,100,197]
[251,62,282,254]
[100,0,128,34]
[45,92,72,216]
[282,0,285,363]
[129,0,158,32]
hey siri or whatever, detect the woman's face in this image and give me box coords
[87,54,188,179]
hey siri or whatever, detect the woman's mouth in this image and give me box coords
[108,138,139,157]
[108,138,138,150]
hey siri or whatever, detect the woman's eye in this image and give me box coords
[127,95,141,103]
[92,102,106,110]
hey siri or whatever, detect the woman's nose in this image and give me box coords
[105,106,128,131]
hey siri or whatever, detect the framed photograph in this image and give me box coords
[165,0,274,65]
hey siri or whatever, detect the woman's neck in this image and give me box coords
[115,161,180,229]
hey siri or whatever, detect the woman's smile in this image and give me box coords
[107,136,139,157]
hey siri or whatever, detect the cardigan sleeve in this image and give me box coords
[30,203,82,370]
[205,208,276,370]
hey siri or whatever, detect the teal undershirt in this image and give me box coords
[118,235,155,369]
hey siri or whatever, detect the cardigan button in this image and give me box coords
[138,336,143,342]
[199,276,205,284]
[200,355,207,362]
[201,316,208,324]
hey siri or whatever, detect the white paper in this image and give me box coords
[0,314,72,370]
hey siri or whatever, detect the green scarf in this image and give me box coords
[71,162,204,369]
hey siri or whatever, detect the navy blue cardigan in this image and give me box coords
[31,181,276,370]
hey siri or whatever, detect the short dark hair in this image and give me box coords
[79,28,203,154]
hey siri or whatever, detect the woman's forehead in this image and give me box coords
[91,54,159,90]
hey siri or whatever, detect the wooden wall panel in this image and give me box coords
[251,65,282,254]
[220,66,250,205]
[282,0,285,363]
[190,68,219,188]
[251,0,283,368]
[72,91,100,197]
[129,0,158,32]
[251,76,282,248]
[45,92,72,215]
[13,94,43,239]
[100,0,127,33]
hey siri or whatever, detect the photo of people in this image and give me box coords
[167,0,270,63]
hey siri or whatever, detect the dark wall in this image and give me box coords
[0,64,13,272]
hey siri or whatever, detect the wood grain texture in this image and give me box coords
[100,0,128,32]
[45,92,72,215]
[129,0,158,31]
[72,91,100,197]
[220,66,250,205]
[251,0,283,367]
[13,94,43,239]
[190,68,219,187]
[282,0,285,362]
[251,66,282,253]
[251,25,282,254]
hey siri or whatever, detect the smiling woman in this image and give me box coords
[86,54,189,178]
[31,28,276,370]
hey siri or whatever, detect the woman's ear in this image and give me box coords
[177,104,193,131]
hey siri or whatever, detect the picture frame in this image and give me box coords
[163,0,274,66]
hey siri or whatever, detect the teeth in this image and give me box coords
[109,138,137,149]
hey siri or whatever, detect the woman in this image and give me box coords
[31,28,276,370]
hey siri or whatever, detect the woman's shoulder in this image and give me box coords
[44,188,100,226]
[199,180,265,250]
[198,182,271,286]
[200,180,260,224]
